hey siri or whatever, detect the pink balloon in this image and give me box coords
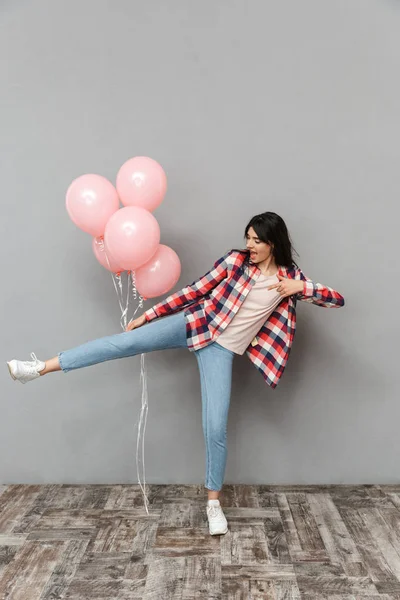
[92,236,124,274]
[66,174,120,237]
[104,206,160,270]
[134,244,181,299]
[116,156,167,211]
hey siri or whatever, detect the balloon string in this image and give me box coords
[128,270,144,320]
[138,352,149,510]
[123,272,130,329]
[128,270,149,515]
[109,270,124,314]
[115,274,129,331]
[131,270,138,300]
[99,238,150,515]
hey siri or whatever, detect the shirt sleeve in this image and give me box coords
[295,268,345,308]
[143,250,232,322]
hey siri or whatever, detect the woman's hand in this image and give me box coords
[125,314,147,332]
[267,274,303,298]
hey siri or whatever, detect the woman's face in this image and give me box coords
[245,227,274,264]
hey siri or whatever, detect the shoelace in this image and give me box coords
[21,352,41,373]
[207,505,223,519]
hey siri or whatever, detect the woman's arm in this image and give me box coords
[143,250,232,322]
[295,268,345,308]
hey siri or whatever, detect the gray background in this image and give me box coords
[1,0,398,486]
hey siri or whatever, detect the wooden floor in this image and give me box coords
[2,484,400,599]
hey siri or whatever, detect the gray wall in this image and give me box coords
[1,0,398,485]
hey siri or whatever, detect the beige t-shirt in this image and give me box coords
[215,273,283,355]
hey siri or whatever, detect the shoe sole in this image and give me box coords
[7,362,16,381]
[210,527,228,535]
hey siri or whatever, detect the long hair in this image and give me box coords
[231,212,300,272]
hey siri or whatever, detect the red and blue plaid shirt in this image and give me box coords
[144,249,345,389]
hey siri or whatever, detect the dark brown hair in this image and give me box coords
[231,211,300,272]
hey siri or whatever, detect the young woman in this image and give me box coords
[6,212,345,536]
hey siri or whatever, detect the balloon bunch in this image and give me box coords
[65,156,182,513]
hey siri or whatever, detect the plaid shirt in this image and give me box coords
[144,250,345,389]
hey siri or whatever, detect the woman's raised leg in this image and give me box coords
[40,356,61,375]
[57,310,187,373]
[7,311,188,383]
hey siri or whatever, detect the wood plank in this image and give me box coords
[0,484,398,598]
[307,493,369,577]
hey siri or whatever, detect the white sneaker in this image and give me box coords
[7,352,46,384]
[206,500,228,535]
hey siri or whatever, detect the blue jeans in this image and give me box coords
[58,310,236,491]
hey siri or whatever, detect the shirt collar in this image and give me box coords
[247,261,286,278]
